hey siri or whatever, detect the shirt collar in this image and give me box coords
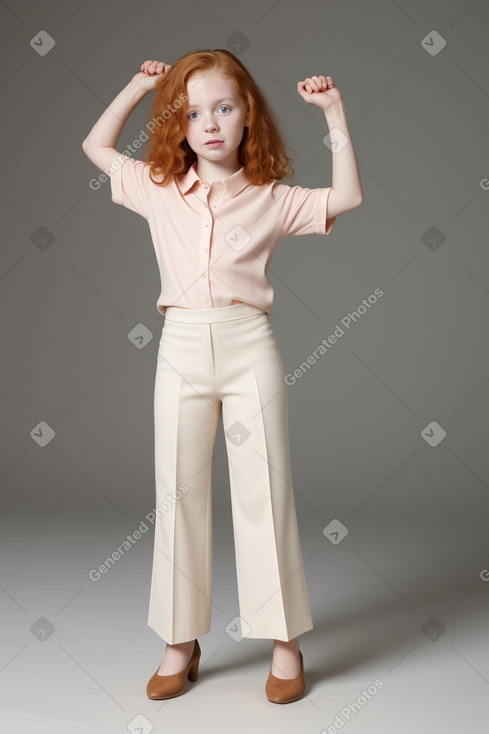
[178,161,251,198]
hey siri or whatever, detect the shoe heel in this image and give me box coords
[188,661,199,682]
[188,649,200,682]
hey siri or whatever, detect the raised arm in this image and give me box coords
[82,60,171,174]
[297,75,363,219]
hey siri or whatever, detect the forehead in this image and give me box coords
[186,69,238,103]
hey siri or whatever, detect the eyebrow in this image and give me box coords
[186,98,236,107]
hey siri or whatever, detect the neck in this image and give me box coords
[194,156,241,183]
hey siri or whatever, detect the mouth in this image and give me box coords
[205,139,223,146]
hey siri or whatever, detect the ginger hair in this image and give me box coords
[143,48,295,186]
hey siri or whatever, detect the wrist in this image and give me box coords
[323,98,345,124]
[126,77,150,102]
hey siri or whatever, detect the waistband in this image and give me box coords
[164,303,267,324]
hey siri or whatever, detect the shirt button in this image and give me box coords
[203,248,208,253]
[202,273,206,278]
[203,203,208,207]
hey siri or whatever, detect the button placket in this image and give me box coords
[198,181,213,308]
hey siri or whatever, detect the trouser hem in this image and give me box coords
[147,619,211,644]
[242,616,314,641]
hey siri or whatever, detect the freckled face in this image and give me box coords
[184,69,249,165]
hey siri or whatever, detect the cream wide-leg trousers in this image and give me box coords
[147,302,313,643]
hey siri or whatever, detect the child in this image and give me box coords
[82,48,363,704]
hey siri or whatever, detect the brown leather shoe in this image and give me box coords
[146,639,201,700]
[265,650,305,703]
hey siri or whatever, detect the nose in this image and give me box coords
[203,113,219,131]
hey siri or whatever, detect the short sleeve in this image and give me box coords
[109,155,154,219]
[272,183,336,237]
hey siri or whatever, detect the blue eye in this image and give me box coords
[187,105,232,120]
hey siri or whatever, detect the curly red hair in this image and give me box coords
[143,48,295,186]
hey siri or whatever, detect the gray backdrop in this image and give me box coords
[1,1,488,732]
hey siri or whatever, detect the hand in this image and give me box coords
[132,59,172,93]
[297,75,342,111]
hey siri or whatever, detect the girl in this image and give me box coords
[82,49,363,704]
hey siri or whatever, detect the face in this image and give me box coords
[184,68,249,169]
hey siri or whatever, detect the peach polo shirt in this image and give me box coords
[110,156,335,315]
